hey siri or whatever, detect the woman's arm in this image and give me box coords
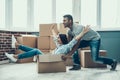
[51,24,58,37]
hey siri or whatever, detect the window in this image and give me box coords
[13,0,27,28]
[34,0,52,28]
[81,0,97,26]
[101,0,120,28]
[0,0,5,28]
[1,0,120,31]
[56,0,72,23]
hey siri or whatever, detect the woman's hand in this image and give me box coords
[61,55,70,61]
[50,24,56,30]
[82,25,90,34]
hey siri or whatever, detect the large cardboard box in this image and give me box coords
[37,54,66,73]
[16,35,37,63]
[37,36,50,50]
[39,23,59,36]
[80,50,107,68]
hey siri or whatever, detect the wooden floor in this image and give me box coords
[0,62,120,80]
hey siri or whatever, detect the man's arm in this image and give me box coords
[62,26,90,60]
[68,26,90,55]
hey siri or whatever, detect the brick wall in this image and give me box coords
[0,30,35,62]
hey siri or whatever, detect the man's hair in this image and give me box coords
[63,14,73,22]
[59,34,68,44]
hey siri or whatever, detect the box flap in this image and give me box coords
[39,54,63,62]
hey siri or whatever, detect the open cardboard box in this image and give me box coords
[37,54,66,73]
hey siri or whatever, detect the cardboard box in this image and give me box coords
[39,23,59,36]
[17,35,37,48]
[16,35,37,63]
[80,50,107,68]
[37,36,50,50]
[37,54,66,73]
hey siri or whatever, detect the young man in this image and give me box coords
[5,25,89,64]
[62,14,117,71]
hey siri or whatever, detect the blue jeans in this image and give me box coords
[72,50,80,65]
[18,45,43,59]
[73,39,114,65]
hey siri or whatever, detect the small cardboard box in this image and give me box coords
[37,54,66,73]
[37,36,50,50]
[80,50,107,68]
[39,23,59,36]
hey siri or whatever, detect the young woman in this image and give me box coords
[5,25,89,63]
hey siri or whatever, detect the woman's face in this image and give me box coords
[57,35,62,44]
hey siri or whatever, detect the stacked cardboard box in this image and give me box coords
[16,35,37,63]
[38,23,59,53]
[80,50,107,68]
[37,23,66,73]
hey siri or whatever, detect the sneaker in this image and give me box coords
[11,35,17,48]
[69,65,81,70]
[110,60,117,71]
[5,52,17,62]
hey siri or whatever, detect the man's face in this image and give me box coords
[63,17,71,28]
